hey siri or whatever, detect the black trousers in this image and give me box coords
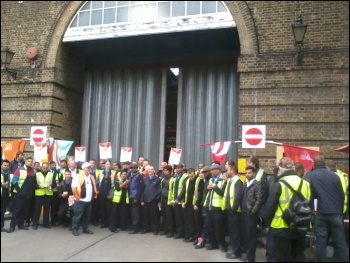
[271,228,307,262]
[10,194,31,228]
[241,213,259,262]
[32,195,52,226]
[142,200,160,232]
[99,195,112,226]
[194,206,203,239]
[183,204,195,238]
[1,195,9,228]
[130,199,142,232]
[50,191,59,224]
[118,201,130,230]
[228,210,242,256]
[174,203,185,235]
[90,197,100,225]
[207,209,227,248]
[165,204,175,235]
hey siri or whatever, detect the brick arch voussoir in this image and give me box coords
[225,1,259,55]
[45,1,85,68]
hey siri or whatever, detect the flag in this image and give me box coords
[282,144,320,171]
[211,141,232,166]
[75,146,86,162]
[48,138,74,166]
[99,142,112,159]
[168,148,182,165]
[34,143,48,164]
[1,140,26,160]
[120,147,132,162]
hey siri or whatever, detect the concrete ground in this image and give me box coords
[1,218,268,262]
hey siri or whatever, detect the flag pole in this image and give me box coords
[200,140,283,146]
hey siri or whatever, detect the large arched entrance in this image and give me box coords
[57,1,244,167]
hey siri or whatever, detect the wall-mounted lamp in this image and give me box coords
[292,15,308,66]
[1,47,17,80]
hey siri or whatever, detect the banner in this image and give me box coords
[282,144,320,171]
[168,148,182,165]
[1,140,26,160]
[120,147,132,162]
[34,143,47,164]
[211,141,232,166]
[75,146,86,162]
[48,138,74,166]
[99,142,112,160]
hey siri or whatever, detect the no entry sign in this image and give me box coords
[30,126,47,145]
[242,125,266,148]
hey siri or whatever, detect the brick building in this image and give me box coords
[1,1,349,173]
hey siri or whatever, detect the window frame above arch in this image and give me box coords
[63,1,235,42]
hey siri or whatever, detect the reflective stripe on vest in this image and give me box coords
[222,176,241,211]
[335,170,348,213]
[13,169,28,193]
[35,172,54,196]
[174,173,188,202]
[270,175,311,229]
[192,176,203,206]
[204,178,224,209]
[167,177,175,205]
[255,169,264,182]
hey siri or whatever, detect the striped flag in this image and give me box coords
[211,141,232,166]
[48,138,74,166]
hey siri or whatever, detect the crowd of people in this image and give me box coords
[1,152,349,262]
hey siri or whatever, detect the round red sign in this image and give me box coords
[32,129,45,143]
[245,128,263,146]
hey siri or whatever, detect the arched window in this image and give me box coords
[64,1,235,42]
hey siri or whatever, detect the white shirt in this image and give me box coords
[246,178,256,188]
[71,173,93,202]
[69,168,77,178]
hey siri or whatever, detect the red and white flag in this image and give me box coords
[75,146,86,162]
[211,141,232,166]
[120,147,132,162]
[168,148,182,165]
[34,143,48,164]
[99,142,112,159]
[282,144,320,172]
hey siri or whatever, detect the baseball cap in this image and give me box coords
[81,162,91,169]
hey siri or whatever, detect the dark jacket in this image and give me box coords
[160,175,171,202]
[142,176,161,203]
[129,172,144,201]
[242,179,263,216]
[10,158,24,174]
[305,166,344,214]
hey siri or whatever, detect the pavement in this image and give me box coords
[1,219,268,262]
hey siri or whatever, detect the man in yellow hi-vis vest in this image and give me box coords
[265,157,310,262]
[32,162,54,230]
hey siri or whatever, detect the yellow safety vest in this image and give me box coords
[112,182,129,204]
[204,178,224,209]
[13,166,30,193]
[270,175,311,229]
[173,173,188,202]
[167,176,175,205]
[35,172,54,196]
[255,168,265,182]
[222,176,242,212]
[192,176,203,206]
[335,169,348,214]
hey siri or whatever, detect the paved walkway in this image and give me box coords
[1,219,267,262]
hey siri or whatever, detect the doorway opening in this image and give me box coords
[164,68,179,162]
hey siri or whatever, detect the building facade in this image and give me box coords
[1,1,349,172]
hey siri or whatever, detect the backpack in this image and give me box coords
[278,179,312,233]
